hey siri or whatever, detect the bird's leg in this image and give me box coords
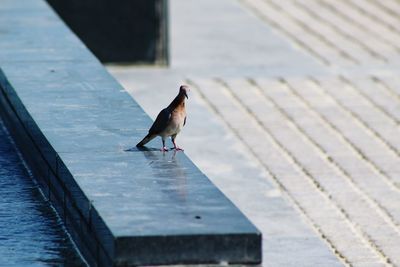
[161,137,168,152]
[171,135,184,151]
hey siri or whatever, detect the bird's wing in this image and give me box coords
[148,108,172,135]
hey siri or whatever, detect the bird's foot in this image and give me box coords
[161,147,169,152]
[174,147,184,151]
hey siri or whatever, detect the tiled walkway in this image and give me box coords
[108,0,400,266]
[241,0,400,67]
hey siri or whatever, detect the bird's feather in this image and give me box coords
[136,133,156,147]
[148,108,172,135]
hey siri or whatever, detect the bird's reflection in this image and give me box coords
[132,147,188,206]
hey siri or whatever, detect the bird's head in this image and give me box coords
[179,85,190,99]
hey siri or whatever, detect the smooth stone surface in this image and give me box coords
[60,149,257,237]
[0,0,262,266]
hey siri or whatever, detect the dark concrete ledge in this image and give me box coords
[45,0,169,64]
[0,0,261,266]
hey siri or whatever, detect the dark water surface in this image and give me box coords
[0,120,85,266]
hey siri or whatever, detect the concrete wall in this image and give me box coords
[46,0,169,64]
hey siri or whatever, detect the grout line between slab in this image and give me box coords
[264,0,358,65]
[340,75,400,126]
[292,0,387,63]
[247,77,400,232]
[238,0,331,66]
[306,77,400,191]
[187,78,352,266]
[216,77,395,265]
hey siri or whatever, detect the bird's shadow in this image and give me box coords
[124,146,176,152]
[124,146,159,152]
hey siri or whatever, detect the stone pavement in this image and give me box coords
[108,0,400,266]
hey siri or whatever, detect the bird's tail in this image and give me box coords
[136,134,156,147]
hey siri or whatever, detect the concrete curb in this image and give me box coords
[0,0,261,266]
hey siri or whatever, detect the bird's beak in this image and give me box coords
[184,92,188,99]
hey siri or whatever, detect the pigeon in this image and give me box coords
[136,85,189,152]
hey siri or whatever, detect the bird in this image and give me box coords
[136,85,189,152]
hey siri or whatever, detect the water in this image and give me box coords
[0,120,85,267]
